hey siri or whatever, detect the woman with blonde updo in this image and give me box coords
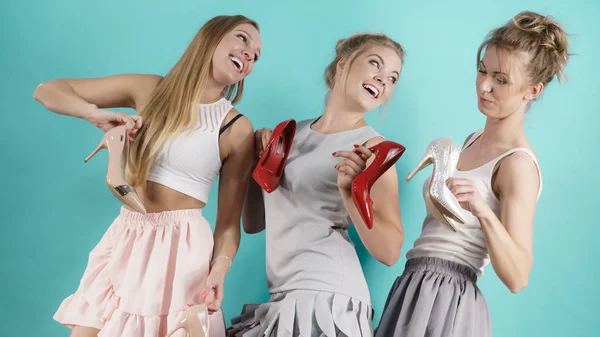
[375,11,571,337]
[228,33,406,337]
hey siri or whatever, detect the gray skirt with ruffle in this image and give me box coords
[227,289,373,337]
[374,257,491,337]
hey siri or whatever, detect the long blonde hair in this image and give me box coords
[128,15,259,187]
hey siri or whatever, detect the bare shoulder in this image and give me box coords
[499,149,539,175]
[221,107,254,153]
[225,108,253,136]
[495,148,540,196]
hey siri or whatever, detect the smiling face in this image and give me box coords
[336,45,402,112]
[211,23,262,86]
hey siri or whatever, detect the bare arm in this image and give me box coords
[33,74,161,128]
[448,151,539,293]
[482,152,539,292]
[241,171,266,234]
[241,128,272,234]
[202,113,255,313]
[336,137,405,266]
[209,114,255,279]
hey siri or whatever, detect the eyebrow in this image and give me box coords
[236,29,252,40]
[236,29,261,59]
[368,54,400,77]
[480,61,507,76]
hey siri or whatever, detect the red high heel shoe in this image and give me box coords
[351,141,406,229]
[252,119,296,193]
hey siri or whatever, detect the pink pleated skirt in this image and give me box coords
[53,207,226,337]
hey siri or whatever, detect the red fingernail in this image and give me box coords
[332,152,336,156]
[187,303,192,307]
[353,144,359,148]
[200,291,207,298]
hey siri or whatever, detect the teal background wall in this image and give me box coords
[1,0,598,336]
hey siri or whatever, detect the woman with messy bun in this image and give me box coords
[227,33,405,337]
[375,11,570,337]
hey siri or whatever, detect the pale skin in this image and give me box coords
[448,45,543,293]
[242,45,404,266]
[33,23,262,337]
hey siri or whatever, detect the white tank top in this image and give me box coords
[147,98,233,203]
[406,129,543,276]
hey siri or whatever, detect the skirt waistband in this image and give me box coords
[405,257,477,283]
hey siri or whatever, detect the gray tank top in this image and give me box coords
[263,117,382,305]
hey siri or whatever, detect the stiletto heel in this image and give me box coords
[406,137,465,231]
[406,146,432,182]
[85,142,105,163]
[166,303,210,337]
[252,119,296,193]
[351,140,406,229]
[85,125,147,214]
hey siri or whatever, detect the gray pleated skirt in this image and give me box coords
[227,289,373,337]
[374,257,491,337]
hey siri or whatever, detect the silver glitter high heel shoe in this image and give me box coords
[406,137,465,231]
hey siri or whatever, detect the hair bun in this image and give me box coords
[513,11,569,55]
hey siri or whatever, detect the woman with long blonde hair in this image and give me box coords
[33,14,262,337]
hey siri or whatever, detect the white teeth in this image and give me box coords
[229,56,244,72]
[363,84,380,98]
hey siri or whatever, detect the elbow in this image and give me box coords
[505,258,532,293]
[374,232,404,267]
[242,224,260,235]
[241,220,255,234]
[504,273,529,293]
[241,217,265,235]
[507,278,529,294]
[33,79,60,106]
[32,82,47,102]
[376,247,401,267]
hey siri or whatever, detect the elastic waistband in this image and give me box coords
[118,206,203,224]
[405,257,477,283]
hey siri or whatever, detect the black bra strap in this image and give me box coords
[219,114,244,135]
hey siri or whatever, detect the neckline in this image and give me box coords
[455,130,537,173]
[199,97,228,107]
[308,116,370,136]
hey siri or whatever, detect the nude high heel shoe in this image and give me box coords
[166,303,210,337]
[406,137,464,231]
[85,125,147,213]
